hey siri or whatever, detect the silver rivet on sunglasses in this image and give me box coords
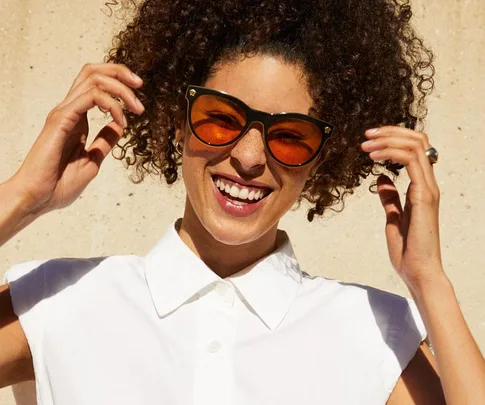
[325,127,331,134]
[189,89,197,97]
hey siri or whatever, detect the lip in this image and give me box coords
[212,172,273,190]
[211,177,270,217]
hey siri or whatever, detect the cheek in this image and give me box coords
[181,135,225,198]
[183,133,228,166]
[278,168,312,201]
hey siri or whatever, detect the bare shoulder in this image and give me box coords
[387,341,446,404]
[0,283,34,389]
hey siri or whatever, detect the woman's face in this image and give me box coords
[176,54,322,245]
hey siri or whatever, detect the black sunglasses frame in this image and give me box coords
[184,85,335,168]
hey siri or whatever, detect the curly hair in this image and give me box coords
[104,0,434,221]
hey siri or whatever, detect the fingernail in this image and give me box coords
[361,140,374,146]
[131,72,143,83]
[122,114,128,128]
[366,128,379,134]
[135,98,144,111]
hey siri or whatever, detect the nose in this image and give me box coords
[230,122,267,174]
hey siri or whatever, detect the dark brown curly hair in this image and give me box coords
[104,0,434,221]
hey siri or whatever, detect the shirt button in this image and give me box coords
[207,340,221,353]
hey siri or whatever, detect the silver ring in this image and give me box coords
[425,147,439,165]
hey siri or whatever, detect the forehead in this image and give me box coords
[203,55,313,115]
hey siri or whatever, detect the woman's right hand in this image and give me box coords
[8,63,145,216]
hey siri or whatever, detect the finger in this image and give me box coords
[66,62,143,100]
[49,87,127,137]
[376,175,403,223]
[365,126,423,140]
[365,127,439,198]
[362,135,434,188]
[87,121,124,167]
[368,148,428,190]
[376,175,404,259]
[362,135,421,153]
[59,72,144,115]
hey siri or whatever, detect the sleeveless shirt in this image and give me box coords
[4,221,427,405]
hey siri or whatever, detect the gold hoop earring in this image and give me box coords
[175,141,184,154]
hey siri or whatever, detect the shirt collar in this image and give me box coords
[144,221,302,331]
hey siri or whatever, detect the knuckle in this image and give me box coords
[111,100,122,112]
[90,88,108,107]
[46,109,55,121]
[120,64,136,80]
[90,87,103,98]
[47,108,62,122]
[418,131,430,146]
[421,186,441,204]
[89,72,103,83]
[420,191,435,204]
[420,131,430,141]
[81,63,94,73]
[118,63,130,73]
[408,139,422,150]
[407,150,418,161]
[432,187,441,202]
[379,125,392,132]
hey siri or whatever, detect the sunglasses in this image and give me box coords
[184,85,334,167]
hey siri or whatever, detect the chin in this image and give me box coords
[202,214,271,246]
[183,175,281,246]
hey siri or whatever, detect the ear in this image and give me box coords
[309,154,325,178]
[175,127,184,144]
[175,118,186,146]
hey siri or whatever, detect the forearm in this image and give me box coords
[0,180,38,247]
[410,272,485,404]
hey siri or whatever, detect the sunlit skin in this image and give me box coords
[175,55,323,278]
[1,54,485,402]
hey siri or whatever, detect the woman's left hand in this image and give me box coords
[361,126,444,291]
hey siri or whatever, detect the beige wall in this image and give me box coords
[1,0,484,403]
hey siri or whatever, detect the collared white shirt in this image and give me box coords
[5,221,426,405]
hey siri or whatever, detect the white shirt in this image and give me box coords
[5,221,427,405]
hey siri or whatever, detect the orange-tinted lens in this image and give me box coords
[267,118,323,165]
[190,94,247,145]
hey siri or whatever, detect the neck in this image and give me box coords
[177,201,278,279]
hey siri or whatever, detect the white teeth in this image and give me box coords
[239,188,249,199]
[214,176,269,202]
[229,185,239,198]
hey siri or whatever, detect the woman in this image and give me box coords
[0,0,484,403]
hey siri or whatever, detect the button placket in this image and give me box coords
[194,283,238,405]
[207,340,222,353]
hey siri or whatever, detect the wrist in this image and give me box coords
[407,270,454,302]
[2,176,41,220]
[0,178,41,246]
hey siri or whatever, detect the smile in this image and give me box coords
[212,175,271,203]
[211,175,273,217]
